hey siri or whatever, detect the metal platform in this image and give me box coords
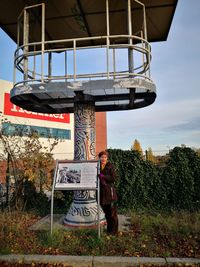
[10,78,156,113]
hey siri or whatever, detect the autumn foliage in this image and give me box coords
[0,115,58,211]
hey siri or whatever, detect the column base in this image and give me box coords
[63,198,106,228]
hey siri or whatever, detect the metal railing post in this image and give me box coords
[41,3,45,83]
[23,9,29,82]
[48,52,52,81]
[113,48,116,79]
[134,0,150,77]
[106,0,110,78]
[73,40,76,80]
[65,50,68,81]
[33,45,36,80]
[127,0,133,77]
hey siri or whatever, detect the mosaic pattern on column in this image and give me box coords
[74,103,96,161]
[64,101,106,226]
[74,103,96,201]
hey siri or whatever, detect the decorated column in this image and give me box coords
[64,100,105,226]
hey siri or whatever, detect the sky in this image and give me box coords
[107,0,200,154]
[0,0,200,155]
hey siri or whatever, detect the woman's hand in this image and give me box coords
[98,173,106,185]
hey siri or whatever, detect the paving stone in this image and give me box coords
[93,256,139,267]
[0,255,93,267]
[25,255,93,267]
[166,257,200,265]
[29,214,66,231]
[0,254,25,263]
[118,215,131,232]
[138,257,167,265]
[29,214,131,233]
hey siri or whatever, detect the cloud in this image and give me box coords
[107,98,200,150]
[164,117,200,132]
[108,98,200,130]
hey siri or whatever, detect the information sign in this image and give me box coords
[55,160,98,189]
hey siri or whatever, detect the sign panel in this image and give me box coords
[4,93,70,123]
[55,160,98,189]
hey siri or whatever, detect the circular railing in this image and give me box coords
[14,33,152,87]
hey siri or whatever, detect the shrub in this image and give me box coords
[107,147,200,212]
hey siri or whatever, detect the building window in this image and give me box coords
[1,123,71,140]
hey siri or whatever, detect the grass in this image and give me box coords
[130,210,200,235]
[0,210,199,258]
[128,210,200,257]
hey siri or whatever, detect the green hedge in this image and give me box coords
[20,146,200,214]
[162,147,200,211]
[107,147,200,212]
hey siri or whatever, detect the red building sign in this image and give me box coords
[3,93,70,123]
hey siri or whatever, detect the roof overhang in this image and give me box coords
[0,0,178,49]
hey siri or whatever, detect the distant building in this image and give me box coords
[96,112,107,156]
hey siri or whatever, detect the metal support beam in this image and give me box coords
[127,0,135,107]
[23,9,29,81]
[48,52,52,79]
[76,0,92,37]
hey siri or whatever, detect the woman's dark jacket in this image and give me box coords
[100,162,118,205]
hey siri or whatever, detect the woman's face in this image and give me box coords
[100,154,108,165]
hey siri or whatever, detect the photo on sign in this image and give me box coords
[57,164,81,184]
[54,161,98,189]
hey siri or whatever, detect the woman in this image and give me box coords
[98,150,118,235]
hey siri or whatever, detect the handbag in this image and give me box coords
[110,185,117,201]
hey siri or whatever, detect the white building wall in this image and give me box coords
[0,79,74,160]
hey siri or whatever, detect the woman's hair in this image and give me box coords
[98,150,109,158]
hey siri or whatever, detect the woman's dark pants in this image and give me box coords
[102,204,118,235]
